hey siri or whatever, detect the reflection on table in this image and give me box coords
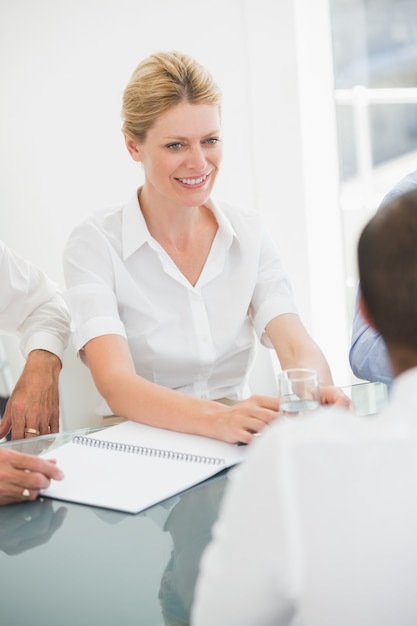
[0,498,68,555]
[0,453,231,625]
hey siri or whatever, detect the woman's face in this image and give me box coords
[126,101,222,208]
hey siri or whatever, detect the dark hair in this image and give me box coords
[358,188,417,350]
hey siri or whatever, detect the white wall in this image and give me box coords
[0,0,350,429]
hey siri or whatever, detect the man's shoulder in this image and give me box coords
[380,169,417,207]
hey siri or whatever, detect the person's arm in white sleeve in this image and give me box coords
[0,242,71,439]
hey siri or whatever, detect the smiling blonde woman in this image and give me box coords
[63,50,349,444]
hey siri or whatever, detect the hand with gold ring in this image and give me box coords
[0,448,64,506]
[0,349,62,441]
[24,428,41,437]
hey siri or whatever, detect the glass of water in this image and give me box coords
[278,368,320,417]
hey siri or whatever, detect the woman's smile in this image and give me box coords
[175,170,213,189]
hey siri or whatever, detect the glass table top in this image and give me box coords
[0,382,388,626]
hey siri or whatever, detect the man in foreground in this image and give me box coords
[192,189,417,625]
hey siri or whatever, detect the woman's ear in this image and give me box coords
[124,134,142,162]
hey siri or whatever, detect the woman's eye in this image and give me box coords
[205,137,221,145]
[167,142,183,150]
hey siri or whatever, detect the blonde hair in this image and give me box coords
[122,51,222,143]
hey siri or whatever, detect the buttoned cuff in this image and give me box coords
[22,332,67,362]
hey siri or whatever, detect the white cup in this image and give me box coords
[278,368,320,417]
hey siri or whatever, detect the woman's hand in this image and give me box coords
[210,395,279,445]
[319,385,352,407]
[209,387,350,444]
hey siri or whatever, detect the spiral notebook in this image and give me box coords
[40,420,248,514]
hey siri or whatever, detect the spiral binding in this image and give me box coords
[72,435,224,465]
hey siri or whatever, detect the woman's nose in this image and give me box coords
[187,145,207,171]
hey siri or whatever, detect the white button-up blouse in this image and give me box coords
[63,191,297,408]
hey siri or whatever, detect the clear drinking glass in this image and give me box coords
[278,368,320,417]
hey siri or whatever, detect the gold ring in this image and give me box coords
[24,428,41,436]
[21,488,30,501]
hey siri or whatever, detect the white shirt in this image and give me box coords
[0,241,70,360]
[63,191,297,412]
[192,368,417,626]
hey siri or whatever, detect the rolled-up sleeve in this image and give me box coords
[63,218,127,354]
[0,242,70,360]
[250,227,298,346]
